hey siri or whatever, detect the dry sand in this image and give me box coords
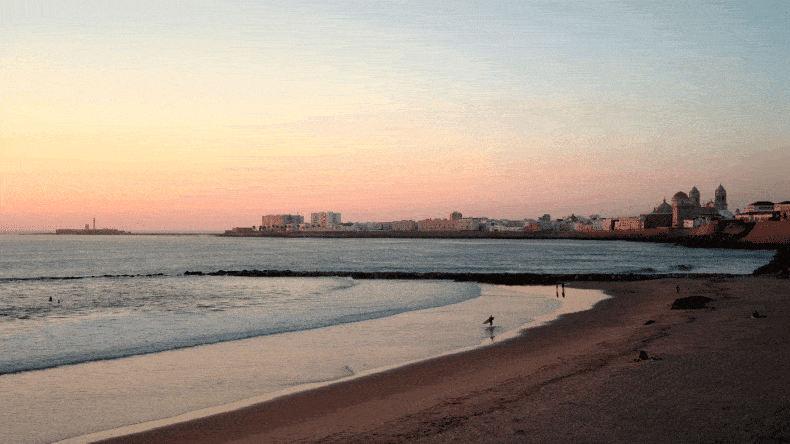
[98,276,790,444]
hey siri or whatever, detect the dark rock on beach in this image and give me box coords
[671,296,714,310]
[752,247,790,278]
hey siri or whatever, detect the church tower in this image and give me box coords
[715,184,728,211]
[689,186,701,207]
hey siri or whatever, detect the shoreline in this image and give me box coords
[92,275,790,443]
[20,221,790,250]
[47,284,606,444]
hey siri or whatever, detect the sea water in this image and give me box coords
[0,235,773,444]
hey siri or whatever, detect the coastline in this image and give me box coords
[10,283,601,444]
[92,274,790,444]
[28,219,790,250]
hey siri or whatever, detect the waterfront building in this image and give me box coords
[417,218,481,231]
[417,212,481,231]
[261,214,304,230]
[592,217,615,231]
[524,221,542,232]
[670,185,730,228]
[735,201,780,222]
[311,212,341,228]
[777,201,790,221]
[392,220,418,231]
[488,220,525,232]
[614,216,644,231]
[354,222,394,231]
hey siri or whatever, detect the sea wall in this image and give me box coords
[183,269,740,285]
[739,221,790,245]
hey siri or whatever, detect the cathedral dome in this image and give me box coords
[653,198,673,214]
[671,191,689,204]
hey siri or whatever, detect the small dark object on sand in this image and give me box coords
[484,315,495,326]
[644,320,656,325]
[752,311,767,319]
[671,296,713,310]
[639,350,649,361]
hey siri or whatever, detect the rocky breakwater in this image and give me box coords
[183,269,739,285]
[752,247,790,278]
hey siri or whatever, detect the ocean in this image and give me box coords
[0,234,773,444]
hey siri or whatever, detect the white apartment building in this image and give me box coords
[311,211,341,227]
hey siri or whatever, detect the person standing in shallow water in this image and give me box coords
[484,315,494,326]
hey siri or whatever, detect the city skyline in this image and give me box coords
[2,1,788,231]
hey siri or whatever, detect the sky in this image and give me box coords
[1,0,788,231]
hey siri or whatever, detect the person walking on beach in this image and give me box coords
[676,285,680,294]
[556,284,559,298]
[484,315,494,326]
[561,283,565,298]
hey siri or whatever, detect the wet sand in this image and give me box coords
[98,276,790,444]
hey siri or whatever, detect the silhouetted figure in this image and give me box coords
[676,285,680,294]
[561,283,565,298]
[49,296,53,302]
[556,284,559,298]
[484,315,494,326]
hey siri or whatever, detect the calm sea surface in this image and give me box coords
[0,234,773,444]
[0,234,772,374]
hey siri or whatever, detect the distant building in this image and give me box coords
[652,198,673,215]
[392,220,418,231]
[670,185,729,228]
[735,201,779,222]
[671,192,697,228]
[261,214,304,230]
[418,212,481,231]
[354,222,394,231]
[614,216,644,231]
[575,221,605,232]
[311,212,341,228]
[524,221,542,232]
[777,201,790,221]
[488,219,525,232]
[643,213,672,229]
[226,226,257,234]
[713,184,728,211]
[525,215,562,232]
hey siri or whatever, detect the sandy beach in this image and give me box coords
[91,275,790,444]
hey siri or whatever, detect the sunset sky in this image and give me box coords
[1,1,788,231]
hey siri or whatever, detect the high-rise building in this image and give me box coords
[262,214,304,230]
[311,212,341,227]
